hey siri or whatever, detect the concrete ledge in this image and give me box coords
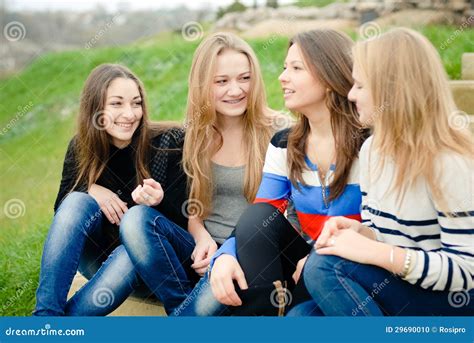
[449,80,474,115]
[462,53,474,81]
[67,273,166,316]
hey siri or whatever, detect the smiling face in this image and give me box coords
[278,43,326,115]
[348,62,376,126]
[103,77,143,148]
[212,49,251,119]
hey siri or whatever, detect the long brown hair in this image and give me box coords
[182,32,275,218]
[72,63,166,191]
[287,29,365,201]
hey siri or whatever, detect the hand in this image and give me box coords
[88,184,128,225]
[210,254,248,306]
[315,216,363,249]
[191,232,218,276]
[292,255,308,284]
[315,228,377,265]
[132,178,164,206]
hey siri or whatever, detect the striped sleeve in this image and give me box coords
[254,131,291,213]
[404,154,474,291]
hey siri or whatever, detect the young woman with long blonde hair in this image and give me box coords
[293,27,474,316]
[121,32,281,314]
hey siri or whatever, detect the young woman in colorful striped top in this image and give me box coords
[293,28,473,316]
[176,29,367,316]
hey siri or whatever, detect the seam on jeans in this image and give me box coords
[333,259,373,316]
[153,213,194,248]
[152,215,190,297]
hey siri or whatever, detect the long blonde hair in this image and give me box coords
[353,28,473,207]
[182,32,274,218]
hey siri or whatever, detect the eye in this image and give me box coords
[133,101,142,107]
[110,102,121,106]
[241,75,251,81]
[293,66,302,71]
[216,79,227,84]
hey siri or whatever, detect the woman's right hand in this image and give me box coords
[210,254,248,306]
[88,184,128,225]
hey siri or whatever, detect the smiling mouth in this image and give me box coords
[283,89,295,95]
[115,122,135,129]
[223,97,245,104]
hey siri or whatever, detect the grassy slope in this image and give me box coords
[0,26,471,315]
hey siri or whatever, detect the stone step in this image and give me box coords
[449,80,474,115]
[462,53,474,81]
[67,273,166,316]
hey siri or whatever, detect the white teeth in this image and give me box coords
[224,98,243,104]
[116,123,133,128]
[284,89,295,94]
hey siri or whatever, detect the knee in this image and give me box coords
[54,192,100,232]
[236,202,284,238]
[120,205,166,244]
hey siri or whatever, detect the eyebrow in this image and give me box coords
[108,95,141,99]
[284,60,304,64]
[214,71,250,78]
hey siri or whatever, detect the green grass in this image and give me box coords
[0,25,471,315]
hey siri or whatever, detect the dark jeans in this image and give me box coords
[120,205,200,314]
[288,251,474,316]
[173,202,312,316]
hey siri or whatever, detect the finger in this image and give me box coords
[222,277,242,306]
[114,194,128,213]
[316,220,337,248]
[192,257,210,269]
[315,246,336,256]
[105,202,120,224]
[144,178,162,190]
[109,199,125,220]
[195,267,207,276]
[292,270,299,284]
[142,185,159,203]
[211,278,230,305]
[234,268,248,291]
[100,206,115,224]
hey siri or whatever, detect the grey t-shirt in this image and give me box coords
[204,163,249,244]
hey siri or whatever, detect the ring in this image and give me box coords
[329,237,336,246]
[143,194,150,201]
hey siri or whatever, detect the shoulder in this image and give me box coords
[270,128,290,149]
[151,127,185,149]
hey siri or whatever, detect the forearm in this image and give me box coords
[188,216,210,241]
[366,241,407,275]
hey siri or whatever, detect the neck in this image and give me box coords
[304,103,333,139]
[111,139,131,149]
[215,114,244,133]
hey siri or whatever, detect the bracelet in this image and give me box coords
[400,249,412,278]
[389,247,412,277]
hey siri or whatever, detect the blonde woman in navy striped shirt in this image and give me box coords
[290,28,473,316]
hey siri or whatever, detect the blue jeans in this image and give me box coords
[291,251,474,316]
[34,192,142,316]
[120,205,199,314]
[170,272,231,316]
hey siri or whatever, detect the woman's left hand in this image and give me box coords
[315,228,377,265]
[132,178,164,207]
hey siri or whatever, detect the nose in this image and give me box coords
[279,68,289,83]
[347,85,356,103]
[121,104,137,120]
[227,80,243,97]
